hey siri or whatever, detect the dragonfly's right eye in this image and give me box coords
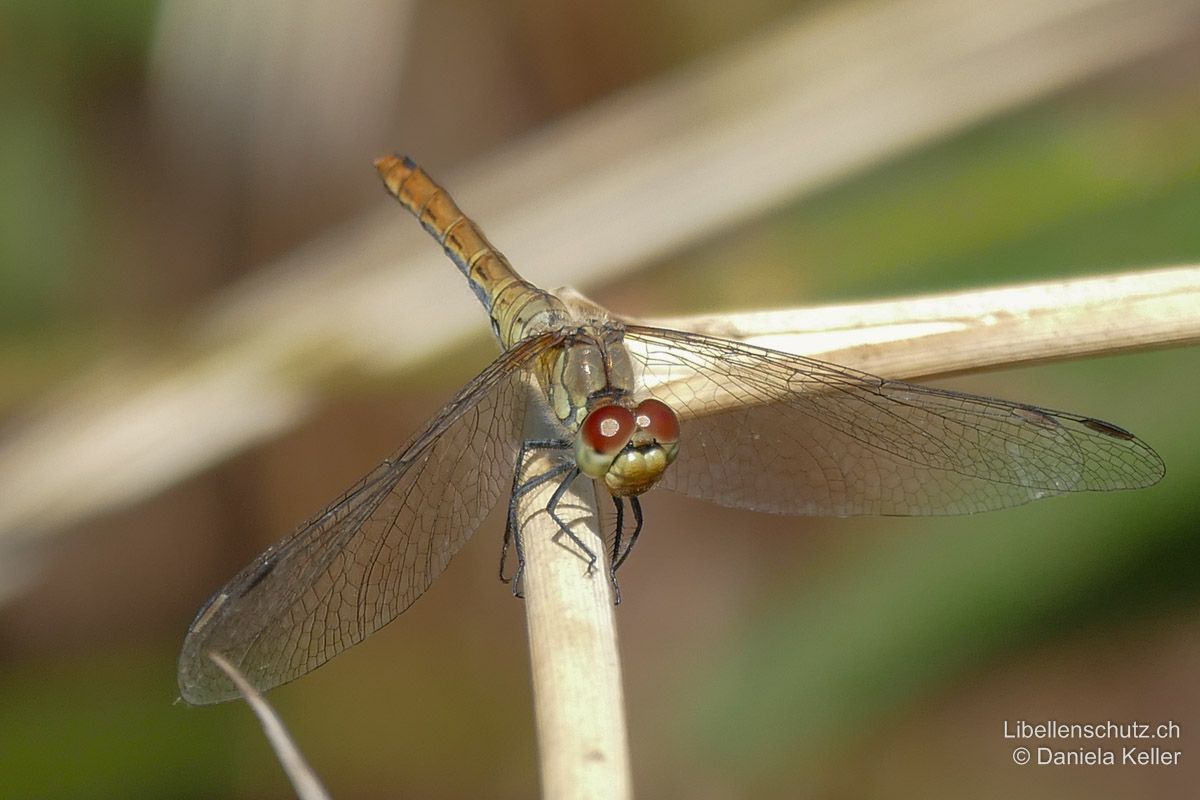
[576,405,636,479]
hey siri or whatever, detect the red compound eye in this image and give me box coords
[635,398,679,443]
[581,405,636,455]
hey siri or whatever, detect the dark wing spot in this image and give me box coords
[1013,405,1061,430]
[239,553,280,596]
[1082,417,1136,440]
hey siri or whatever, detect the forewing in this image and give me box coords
[624,325,1163,516]
[178,334,559,704]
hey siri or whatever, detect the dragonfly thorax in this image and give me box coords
[575,398,680,496]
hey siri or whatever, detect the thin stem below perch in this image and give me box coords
[518,449,632,800]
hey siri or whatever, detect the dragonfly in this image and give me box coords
[177,155,1164,704]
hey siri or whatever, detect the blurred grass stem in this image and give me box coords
[208,652,331,800]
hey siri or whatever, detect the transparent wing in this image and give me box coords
[177,333,560,704]
[623,325,1164,516]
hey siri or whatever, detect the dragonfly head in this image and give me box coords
[575,398,680,496]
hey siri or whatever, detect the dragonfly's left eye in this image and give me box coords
[635,398,679,444]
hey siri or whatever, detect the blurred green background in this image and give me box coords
[1,1,1197,798]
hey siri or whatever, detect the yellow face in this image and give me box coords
[574,398,680,497]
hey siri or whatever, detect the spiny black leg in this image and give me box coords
[542,466,600,575]
[609,496,625,604]
[502,459,572,580]
[506,461,574,595]
[610,495,625,567]
[500,439,572,596]
[613,495,644,573]
[500,449,526,585]
[509,513,527,599]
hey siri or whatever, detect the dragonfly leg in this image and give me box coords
[609,496,625,604]
[612,495,644,574]
[502,439,572,596]
[505,461,573,596]
[542,464,599,576]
